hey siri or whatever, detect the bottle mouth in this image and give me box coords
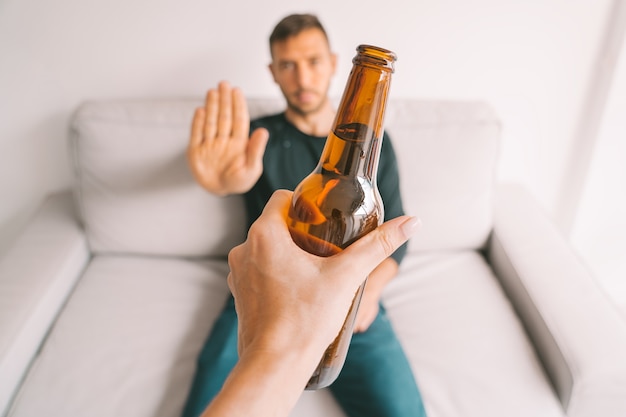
[354,44,397,71]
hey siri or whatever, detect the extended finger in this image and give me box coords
[190,107,205,147]
[246,127,269,169]
[231,87,250,140]
[204,89,219,140]
[217,81,233,139]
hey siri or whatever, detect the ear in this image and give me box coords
[330,52,338,76]
[268,62,279,84]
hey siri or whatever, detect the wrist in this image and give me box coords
[243,336,323,381]
[203,348,318,417]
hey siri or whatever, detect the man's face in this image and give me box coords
[269,28,337,116]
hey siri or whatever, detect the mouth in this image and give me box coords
[294,90,317,104]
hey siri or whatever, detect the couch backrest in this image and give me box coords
[69,97,499,258]
[384,99,500,253]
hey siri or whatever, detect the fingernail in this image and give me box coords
[401,216,422,238]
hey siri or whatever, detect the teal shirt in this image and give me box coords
[245,113,407,265]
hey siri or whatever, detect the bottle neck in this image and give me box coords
[333,65,393,142]
[320,123,380,179]
[318,49,393,179]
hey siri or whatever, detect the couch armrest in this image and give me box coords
[487,183,626,417]
[0,191,90,416]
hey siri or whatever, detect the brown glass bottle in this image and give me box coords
[287,44,396,390]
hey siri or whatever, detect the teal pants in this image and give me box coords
[182,297,427,417]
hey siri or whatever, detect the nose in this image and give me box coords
[295,63,313,88]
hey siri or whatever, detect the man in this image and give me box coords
[202,190,421,417]
[183,13,427,417]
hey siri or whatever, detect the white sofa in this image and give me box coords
[2,97,626,417]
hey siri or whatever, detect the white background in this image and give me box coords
[1,0,624,309]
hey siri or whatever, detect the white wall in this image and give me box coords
[0,0,613,254]
[571,32,626,308]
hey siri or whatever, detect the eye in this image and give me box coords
[279,61,295,71]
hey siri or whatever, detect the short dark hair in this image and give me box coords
[269,13,329,51]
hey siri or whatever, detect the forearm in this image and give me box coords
[201,348,318,417]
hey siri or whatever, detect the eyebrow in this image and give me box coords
[277,53,324,65]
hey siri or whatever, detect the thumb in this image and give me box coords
[247,127,270,168]
[330,216,421,284]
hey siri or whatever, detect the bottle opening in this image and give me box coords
[354,44,397,71]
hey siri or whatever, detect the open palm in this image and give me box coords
[188,81,269,196]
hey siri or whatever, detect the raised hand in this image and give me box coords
[188,81,270,196]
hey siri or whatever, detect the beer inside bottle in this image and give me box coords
[287,45,396,390]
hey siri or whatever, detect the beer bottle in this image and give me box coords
[287,44,397,389]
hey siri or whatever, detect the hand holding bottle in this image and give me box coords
[203,190,420,417]
[188,81,270,196]
[227,189,420,370]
